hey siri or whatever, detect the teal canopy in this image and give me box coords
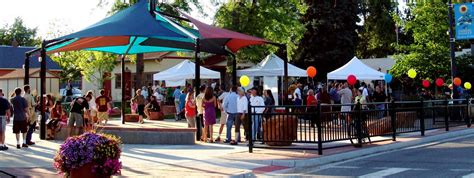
[46,0,195,54]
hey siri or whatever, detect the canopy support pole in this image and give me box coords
[121,37,138,124]
[39,41,47,140]
[24,53,30,85]
[194,38,202,141]
[231,53,237,86]
[282,44,289,105]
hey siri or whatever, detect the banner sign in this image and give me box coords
[455,3,474,40]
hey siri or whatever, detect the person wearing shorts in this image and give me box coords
[132,89,146,124]
[10,88,29,149]
[68,96,90,137]
[0,89,11,151]
[95,90,111,126]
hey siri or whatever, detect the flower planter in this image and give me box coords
[69,163,110,178]
[124,114,139,122]
[54,132,122,178]
[148,111,164,120]
[368,111,417,135]
[263,115,298,146]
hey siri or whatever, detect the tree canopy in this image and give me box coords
[214,0,306,63]
[357,0,397,58]
[294,0,360,80]
[0,17,39,46]
[390,2,451,82]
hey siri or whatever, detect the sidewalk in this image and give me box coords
[0,122,473,177]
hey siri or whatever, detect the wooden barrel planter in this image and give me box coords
[263,115,298,146]
[368,111,417,135]
[162,105,177,115]
[69,163,110,178]
[124,114,140,122]
[148,112,164,120]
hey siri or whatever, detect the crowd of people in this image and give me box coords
[166,83,276,145]
[0,85,116,151]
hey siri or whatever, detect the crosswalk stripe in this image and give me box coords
[358,168,411,178]
[462,173,474,178]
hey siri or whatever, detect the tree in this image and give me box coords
[390,2,451,82]
[51,51,84,83]
[52,51,117,88]
[294,0,360,81]
[77,52,117,89]
[0,17,39,46]
[357,0,397,58]
[455,54,474,85]
[214,0,306,63]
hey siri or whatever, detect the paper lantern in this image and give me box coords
[407,69,417,79]
[435,78,444,87]
[453,77,462,86]
[239,75,250,87]
[384,74,393,83]
[422,80,430,88]
[307,66,317,78]
[347,75,357,85]
[465,82,472,90]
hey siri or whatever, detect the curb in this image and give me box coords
[261,127,474,176]
[230,170,255,178]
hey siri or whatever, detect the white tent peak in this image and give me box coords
[327,56,385,80]
[237,53,307,77]
[153,60,220,86]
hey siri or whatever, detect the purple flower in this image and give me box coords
[53,132,122,176]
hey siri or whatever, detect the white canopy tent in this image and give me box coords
[327,56,385,80]
[237,54,307,105]
[153,60,221,87]
[237,53,307,77]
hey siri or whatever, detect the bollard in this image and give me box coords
[420,100,425,136]
[317,103,323,155]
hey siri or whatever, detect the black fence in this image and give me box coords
[248,98,473,154]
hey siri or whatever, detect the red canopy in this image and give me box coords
[180,12,268,53]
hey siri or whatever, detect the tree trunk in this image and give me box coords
[135,53,144,90]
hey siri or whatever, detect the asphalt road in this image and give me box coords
[298,135,474,178]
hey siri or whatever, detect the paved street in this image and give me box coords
[297,135,474,178]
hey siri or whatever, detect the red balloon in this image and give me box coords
[453,77,462,86]
[422,80,430,88]
[347,75,357,85]
[435,78,444,87]
[307,66,317,78]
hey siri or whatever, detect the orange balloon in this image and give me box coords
[453,77,462,86]
[307,66,317,78]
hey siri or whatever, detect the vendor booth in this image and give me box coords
[153,59,221,86]
[237,53,307,105]
[327,56,385,80]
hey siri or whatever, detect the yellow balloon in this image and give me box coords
[240,75,250,87]
[407,69,417,79]
[465,82,472,90]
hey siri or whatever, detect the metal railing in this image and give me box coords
[247,98,473,154]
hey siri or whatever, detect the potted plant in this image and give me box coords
[53,132,122,178]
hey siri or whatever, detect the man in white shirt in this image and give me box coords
[249,87,265,140]
[236,88,248,142]
[360,82,369,101]
[293,84,302,102]
[153,89,164,106]
[215,88,229,142]
[195,85,206,140]
[338,82,353,112]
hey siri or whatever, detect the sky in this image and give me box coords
[0,0,217,39]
